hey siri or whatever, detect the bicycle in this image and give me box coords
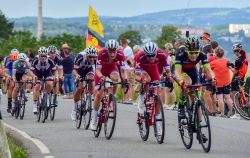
[137,81,166,144]
[75,78,94,129]
[232,77,250,120]
[178,82,213,153]
[13,81,31,120]
[94,77,129,139]
[36,78,54,123]
[47,79,58,121]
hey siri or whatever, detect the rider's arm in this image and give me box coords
[175,66,182,84]
[120,69,127,80]
[72,69,79,78]
[95,68,103,78]
[204,66,215,79]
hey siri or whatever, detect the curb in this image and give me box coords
[0,120,11,158]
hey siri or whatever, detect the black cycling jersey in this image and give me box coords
[31,55,56,78]
[52,54,63,69]
[74,51,96,70]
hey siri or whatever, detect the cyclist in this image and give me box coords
[174,37,216,119]
[5,49,19,113]
[0,55,4,95]
[134,42,171,135]
[48,45,63,107]
[71,46,97,121]
[29,47,57,114]
[11,53,31,114]
[228,43,249,119]
[90,40,128,130]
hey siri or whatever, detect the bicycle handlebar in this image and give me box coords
[98,79,129,94]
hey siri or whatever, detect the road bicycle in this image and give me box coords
[137,81,166,144]
[76,78,94,129]
[232,76,250,120]
[47,79,58,121]
[94,77,128,139]
[178,82,213,153]
[37,78,54,123]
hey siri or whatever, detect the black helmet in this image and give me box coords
[185,37,201,51]
[203,44,212,54]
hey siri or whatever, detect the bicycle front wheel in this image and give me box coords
[49,90,56,121]
[233,91,250,120]
[37,98,41,122]
[178,99,193,149]
[197,101,211,153]
[137,111,149,141]
[94,111,103,138]
[104,94,117,139]
[41,93,47,123]
[19,90,26,120]
[83,92,92,130]
[76,95,83,129]
[153,95,165,144]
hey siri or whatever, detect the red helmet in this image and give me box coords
[11,52,18,62]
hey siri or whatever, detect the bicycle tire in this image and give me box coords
[83,92,92,130]
[104,94,117,139]
[153,95,165,144]
[37,97,41,122]
[41,92,47,123]
[76,93,83,129]
[178,99,193,149]
[196,101,211,153]
[15,101,20,119]
[138,111,149,141]
[49,90,56,121]
[233,91,250,120]
[20,90,26,120]
[94,100,104,137]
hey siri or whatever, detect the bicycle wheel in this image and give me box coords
[94,110,103,138]
[76,93,83,129]
[41,93,47,123]
[37,97,41,122]
[19,90,26,120]
[49,90,56,121]
[178,99,193,149]
[15,101,20,119]
[153,95,165,144]
[137,111,149,141]
[233,91,250,120]
[196,101,211,153]
[83,92,92,130]
[104,94,117,139]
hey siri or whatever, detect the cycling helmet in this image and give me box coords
[11,52,18,62]
[48,45,58,53]
[86,46,98,57]
[232,43,242,52]
[17,53,27,61]
[202,44,212,54]
[11,49,19,55]
[105,40,119,51]
[38,46,48,56]
[185,37,201,51]
[142,42,158,55]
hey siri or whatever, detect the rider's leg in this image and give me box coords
[86,73,95,94]
[73,81,83,110]
[8,80,14,110]
[12,81,18,109]
[0,69,3,94]
[22,74,28,96]
[33,82,40,111]
[109,72,119,95]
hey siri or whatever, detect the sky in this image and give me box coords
[1,0,250,18]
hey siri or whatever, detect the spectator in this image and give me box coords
[163,43,177,110]
[119,38,134,104]
[59,49,66,95]
[210,46,233,117]
[174,39,185,52]
[62,49,74,99]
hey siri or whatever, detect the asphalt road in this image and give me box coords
[1,94,250,158]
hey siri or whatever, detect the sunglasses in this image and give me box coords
[19,61,25,63]
[187,51,200,55]
[146,54,156,58]
[88,56,96,59]
[41,55,47,58]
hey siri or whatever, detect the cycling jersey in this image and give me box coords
[52,54,63,69]
[74,51,96,78]
[12,60,30,75]
[31,55,56,82]
[175,51,210,71]
[234,56,248,79]
[5,58,13,77]
[135,48,170,82]
[95,48,126,89]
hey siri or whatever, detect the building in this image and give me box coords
[229,24,250,36]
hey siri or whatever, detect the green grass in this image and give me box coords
[8,137,29,158]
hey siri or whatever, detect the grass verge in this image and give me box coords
[8,136,29,158]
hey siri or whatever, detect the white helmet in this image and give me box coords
[86,46,98,57]
[17,53,27,61]
[38,46,48,56]
[142,42,158,55]
[105,40,119,51]
[11,49,19,55]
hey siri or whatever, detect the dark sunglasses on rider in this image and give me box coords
[187,51,200,55]
[146,54,156,58]
[88,56,96,59]
[19,61,25,63]
[41,55,47,58]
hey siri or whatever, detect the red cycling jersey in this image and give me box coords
[135,48,170,81]
[95,48,126,88]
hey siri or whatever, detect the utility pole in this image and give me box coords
[37,0,43,40]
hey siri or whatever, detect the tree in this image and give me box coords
[117,30,142,48]
[155,26,182,49]
[0,10,14,40]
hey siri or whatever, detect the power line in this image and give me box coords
[180,0,191,28]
